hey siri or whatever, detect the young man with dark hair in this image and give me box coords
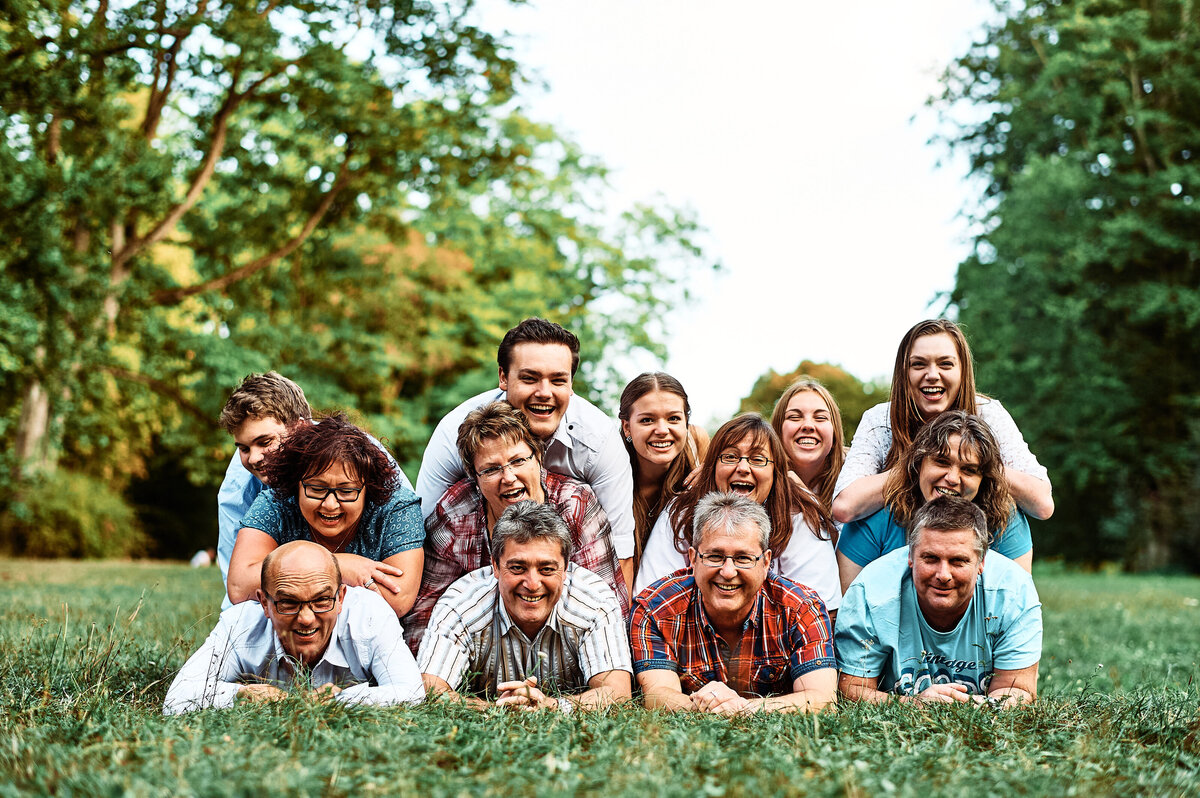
[415,318,636,588]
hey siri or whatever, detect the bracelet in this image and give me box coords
[557,697,574,715]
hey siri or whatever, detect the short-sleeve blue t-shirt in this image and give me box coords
[241,483,424,560]
[838,505,1032,568]
[834,547,1042,695]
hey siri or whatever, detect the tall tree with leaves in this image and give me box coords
[933,0,1200,569]
[0,2,715,555]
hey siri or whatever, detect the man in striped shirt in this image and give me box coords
[417,501,632,712]
[630,492,837,714]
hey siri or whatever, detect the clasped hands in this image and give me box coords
[237,683,343,703]
[689,681,757,715]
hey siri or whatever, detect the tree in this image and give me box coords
[0,2,714,555]
[932,0,1200,569]
[738,361,886,441]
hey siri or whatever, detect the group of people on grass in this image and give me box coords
[165,317,1048,715]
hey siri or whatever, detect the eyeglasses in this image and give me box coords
[476,454,536,481]
[269,594,337,615]
[717,452,772,468]
[301,483,364,502]
[696,552,764,569]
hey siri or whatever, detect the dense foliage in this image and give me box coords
[738,361,886,441]
[1,559,1197,795]
[934,0,1200,569]
[0,1,714,555]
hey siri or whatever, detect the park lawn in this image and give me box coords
[0,560,1197,797]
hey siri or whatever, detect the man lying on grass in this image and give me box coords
[835,496,1042,707]
[630,492,837,714]
[164,541,424,714]
[417,501,632,712]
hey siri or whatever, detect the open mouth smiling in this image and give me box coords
[794,436,820,448]
[920,387,946,399]
[516,594,545,604]
[933,486,960,497]
[728,481,755,495]
[499,486,528,501]
[525,403,555,418]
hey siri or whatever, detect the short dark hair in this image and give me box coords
[260,413,397,507]
[907,495,989,559]
[489,501,573,564]
[456,402,545,480]
[497,318,581,376]
[218,372,311,433]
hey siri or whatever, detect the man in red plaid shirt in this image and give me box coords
[403,402,629,653]
[630,492,836,713]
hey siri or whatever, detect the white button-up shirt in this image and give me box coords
[415,388,635,558]
[163,587,423,714]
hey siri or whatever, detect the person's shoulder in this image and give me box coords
[854,506,895,534]
[851,547,910,599]
[434,389,505,433]
[220,599,272,635]
[634,569,695,617]
[976,395,1012,417]
[981,550,1036,591]
[545,470,596,501]
[560,565,621,616]
[763,573,826,610]
[434,477,480,513]
[563,393,614,425]
[341,586,404,633]
[859,402,891,425]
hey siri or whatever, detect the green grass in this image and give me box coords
[1,560,1198,796]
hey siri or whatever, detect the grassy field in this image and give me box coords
[0,559,1197,797]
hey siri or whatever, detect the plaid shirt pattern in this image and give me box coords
[630,569,835,697]
[403,471,629,653]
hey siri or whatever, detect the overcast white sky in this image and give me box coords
[475,0,994,424]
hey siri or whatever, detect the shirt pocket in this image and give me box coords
[750,657,791,693]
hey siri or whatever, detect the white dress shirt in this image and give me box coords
[415,388,635,558]
[163,587,423,714]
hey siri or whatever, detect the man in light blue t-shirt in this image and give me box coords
[835,496,1041,707]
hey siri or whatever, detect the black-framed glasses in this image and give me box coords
[269,594,338,615]
[301,483,364,502]
[696,552,764,569]
[477,454,536,481]
[717,452,772,468]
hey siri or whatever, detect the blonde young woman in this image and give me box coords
[832,319,1054,525]
[771,379,844,517]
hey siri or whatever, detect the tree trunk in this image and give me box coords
[12,377,54,477]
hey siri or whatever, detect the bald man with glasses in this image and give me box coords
[164,541,423,713]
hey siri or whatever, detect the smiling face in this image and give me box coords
[714,433,775,504]
[473,436,546,525]
[779,390,836,483]
[909,527,983,630]
[918,433,983,504]
[233,415,289,483]
[496,536,566,638]
[689,521,771,629]
[259,547,345,666]
[622,389,688,475]
[907,332,963,418]
[297,460,366,546]
[498,342,573,440]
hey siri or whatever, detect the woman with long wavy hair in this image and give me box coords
[832,319,1053,526]
[634,413,841,615]
[835,410,1033,592]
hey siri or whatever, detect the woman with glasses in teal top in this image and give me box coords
[633,413,841,616]
[227,413,424,619]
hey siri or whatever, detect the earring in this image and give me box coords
[624,435,632,443]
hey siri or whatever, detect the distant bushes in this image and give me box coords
[0,470,148,558]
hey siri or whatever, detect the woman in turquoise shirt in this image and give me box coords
[835,410,1032,593]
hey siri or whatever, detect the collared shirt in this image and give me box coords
[834,398,1051,501]
[838,505,1033,569]
[630,570,835,697]
[163,587,424,714]
[835,547,1042,695]
[417,564,632,698]
[403,471,630,653]
[414,388,635,558]
[216,435,413,609]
